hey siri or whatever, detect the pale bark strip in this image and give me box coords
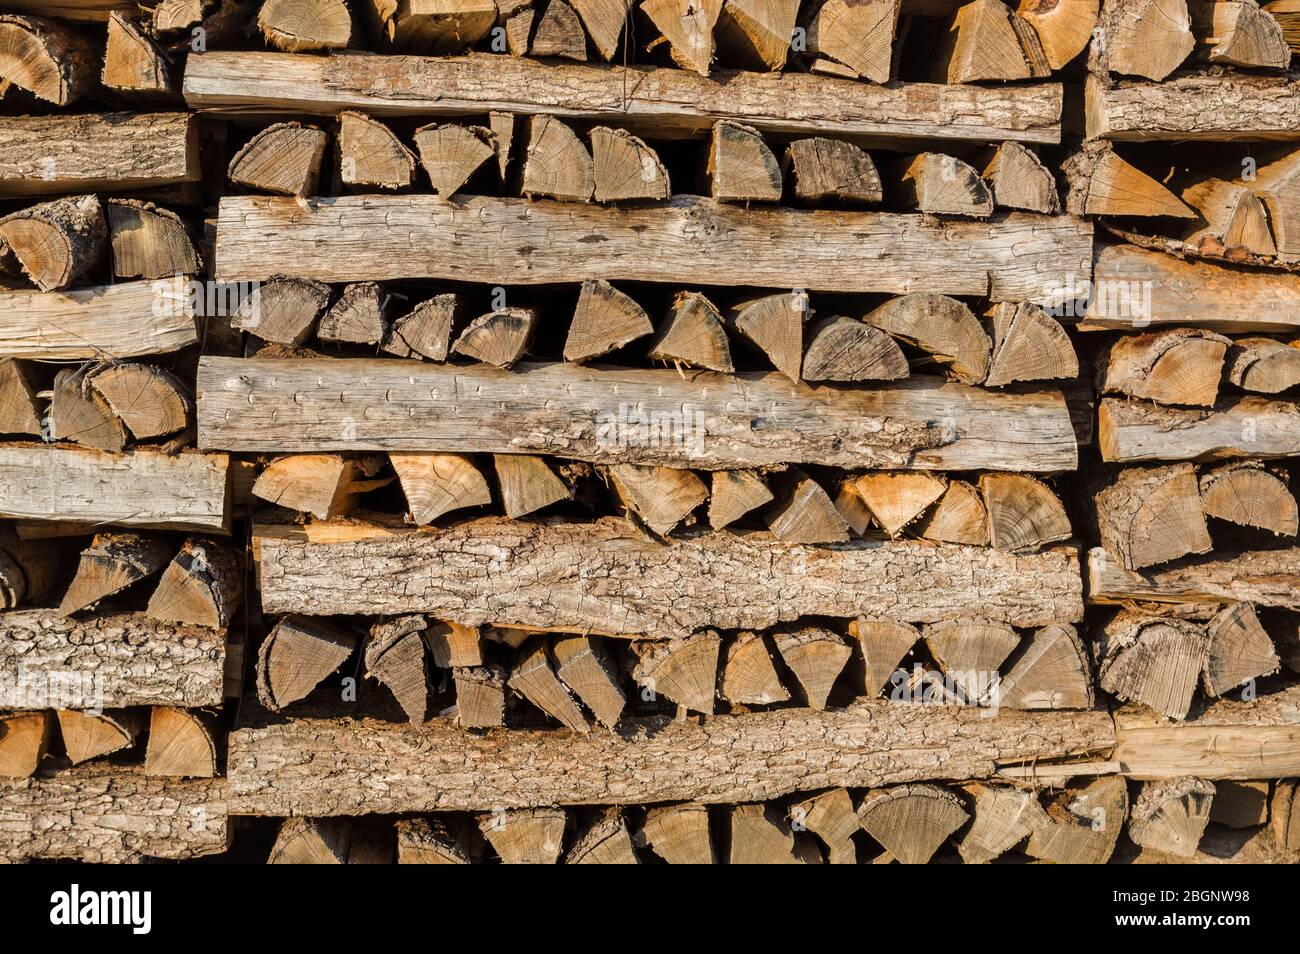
[0,763,228,863]
[1088,545,1300,611]
[226,697,1114,815]
[198,358,1079,472]
[183,51,1064,145]
[0,610,226,710]
[212,195,1092,301]
[1086,71,1300,142]
[252,517,1085,632]
[0,446,230,532]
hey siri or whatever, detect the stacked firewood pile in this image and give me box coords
[0,0,1298,864]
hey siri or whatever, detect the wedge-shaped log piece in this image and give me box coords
[50,366,126,453]
[256,615,358,711]
[479,808,567,864]
[1100,328,1229,407]
[805,0,899,83]
[640,0,721,74]
[590,126,670,202]
[569,0,632,59]
[1129,777,1214,857]
[565,279,653,362]
[931,0,1033,82]
[0,14,98,105]
[984,301,1077,387]
[1203,602,1280,697]
[364,0,497,52]
[338,111,416,190]
[414,122,495,196]
[384,294,461,360]
[858,784,967,864]
[924,619,1019,703]
[773,628,852,710]
[648,292,733,372]
[1089,544,1300,610]
[494,454,570,518]
[522,115,594,202]
[451,307,536,368]
[268,817,391,863]
[252,517,1085,630]
[319,282,387,344]
[0,711,51,778]
[0,194,106,292]
[396,817,472,864]
[391,452,491,525]
[789,789,857,863]
[632,631,720,714]
[851,473,946,537]
[1226,337,1300,394]
[425,619,482,668]
[802,316,907,382]
[259,0,354,51]
[849,617,918,697]
[566,808,639,863]
[145,705,215,778]
[1064,145,1194,218]
[916,479,988,545]
[609,463,707,535]
[1180,177,1277,258]
[1099,0,1195,79]
[957,783,1049,864]
[1190,0,1289,66]
[60,532,171,616]
[509,637,590,732]
[1098,612,1208,720]
[728,292,805,381]
[709,120,781,203]
[1274,781,1300,850]
[234,275,332,346]
[553,635,625,728]
[640,803,715,863]
[107,199,199,281]
[708,469,772,529]
[1245,148,1300,262]
[253,454,387,519]
[0,359,41,435]
[1200,460,1298,535]
[890,153,993,217]
[766,472,849,543]
[715,0,800,70]
[56,710,142,766]
[996,622,1094,710]
[1025,776,1127,864]
[0,528,57,610]
[729,803,817,863]
[1099,395,1300,463]
[786,138,881,205]
[147,538,242,629]
[982,141,1060,214]
[1095,463,1211,572]
[229,121,327,196]
[865,294,990,385]
[1018,0,1099,67]
[502,6,534,54]
[89,362,191,441]
[366,616,429,723]
[454,664,507,728]
[720,631,790,705]
[531,0,589,61]
[833,477,875,535]
[981,473,1071,552]
[103,12,172,93]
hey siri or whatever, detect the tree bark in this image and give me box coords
[1088,545,1300,610]
[1086,70,1300,141]
[1099,395,1300,463]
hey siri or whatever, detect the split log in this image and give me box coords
[384,294,461,361]
[252,454,386,519]
[715,0,800,70]
[805,0,899,83]
[50,366,127,453]
[396,817,473,864]
[0,712,51,778]
[864,294,990,385]
[1226,338,1300,394]
[1089,545,1300,611]
[362,0,497,51]
[522,115,594,202]
[1084,70,1300,142]
[773,628,852,711]
[182,50,1066,146]
[1200,461,1298,535]
[648,292,734,372]
[1025,776,1127,864]
[366,617,429,723]
[259,0,354,51]
[982,141,1059,214]
[338,111,416,190]
[931,0,1036,82]
[1210,780,1269,827]
[850,473,945,538]
[103,12,173,94]
[1082,244,1300,333]
[566,809,639,863]
[391,452,492,524]
[639,803,715,863]
[451,308,536,368]
[785,138,881,206]
[531,0,588,60]
[1017,0,1099,67]
[425,620,483,668]
[1268,0,1300,51]
[552,635,625,727]
[494,454,571,518]
[1190,0,1289,66]
[144,706,216,778]
[413,123,495,196]
[984,302,1077,387]
[1094,464,1211,572]
[849,618,918,697]
[589,127,670,202]
[1128,777,1214,857]
[832,479,874,536]
[503,6,535,53]
[957,784,1049,865]
[609,463,708,535]
[152,0,213,34]
[631,631,720,714]
[1179,178,1277,258]
[488,111,516,179]
[1063,146,1193,219]
[106,199,199,281]
[568,0,631,58]
[980,473,1071,552]
[200,357,1080,471]
[857,785,968,864]
[479,808,567,863]
[1097,612,1208,720]
[1203,601,1280,696]
[255,615,358,711]
[1098,395,1300,463]
[1097,0,1195,79]
[709,120,782,203]
[730,803,816,863]
[0,2,137,22]
[766,472,849,543]
[60,533,172,616]
[268,817,391,863]
[1246,147,1300,263]
[1274,781,1300,850]
[640,0,721,74]
[147,539,242,629]
[890,153,993,217]
[924,619,1019,703]
[509,636,590,732]
[564,279,653,362]
[1100,329,1229,408]
[787,789,855,863]
[0,194,106,292]
[318,282,387,344]
[0,359,41,435]
[728,292,806,382]
[89,363,191,441]
[0,15,98,106]
[213,195,1093,300]
[252,517,1085,630]
[0,528,59,610]
[233,276,332,346]
[454,664,507,728]
[56,710,143,765]
[720,632,790,706]
[996,622,1094,710]
[916,480,988,546]
[801,316,907,382]
[228,121,328,196]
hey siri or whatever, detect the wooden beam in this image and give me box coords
[183,51,1064,146]
[1099,395,1300,463]
[0,277,198,360]
[225,695,1114,814]
[213,195,1092,299]
[0,763,228,863]
[251,517,1085,632]
[0,611,228,710]
[198,358,1079,472]
[1115,686,1300,780]
[0,446,230,532]
[1088,545,1300,610]
[1087,71,1300,141]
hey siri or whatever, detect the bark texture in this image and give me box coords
[1088,545,1300,610]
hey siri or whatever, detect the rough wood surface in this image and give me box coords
[251,517,1084,631]
[1086,70,1300,141]
[182,51,1065,145]
[198,357,1078,471]
[212,195,1091,299]
[0,610,227,709]
[1088,545,1300,610]
[1098,395,1300,462]
[224,695,1114,814]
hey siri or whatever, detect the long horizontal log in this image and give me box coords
[0,446,230,532]
[0,277,199,360]
[1099,396,1300,463]
[0,611,227,710]
[213,195,1092,299]
[252,517,1085,632]
[0,1,135,20]
[1081,244,1300,333]
[184,51,1064,146]
[226,696,1114,814]
[0,112,199,199]
[1088,546,1300,611]
[0,763,228,863]
[198,358,1079,472]
[1086,72,1300,142]
[1115,686,1300,780]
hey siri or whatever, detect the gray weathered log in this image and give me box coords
[1099,395,1300,463]
[1088,545,1300,610]
[1086,71,1300,142]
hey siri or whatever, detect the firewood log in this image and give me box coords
[146,539,241,629]
[338,111,417,190]
[1267,0,1300,51]
[268,817,391,863]
[1190,0,1290,66]
[552,635,625,727]
[253,454,389,519]
[0,15,98,105]
[709,120,782,203]
[850,473,946,537]
[789,789,857,863]
[715,0,800,70]
[452,307,537,367]
[488,111,517,179]
[1225,337,1300,394]
[639,803,715,863]
[916,480,989,546]
[984,302,1077,387]
[362,0,497,51]
[1179,177,1277,258]
[0,194,106,292]
[564,279,654,362]
[727,292,805,382]
[256,615,359,711]
[318,282,388,344]
[454,664,508,728]
[1095,463,1212,570]
[0,711,52,778]
[50,366,127,452]
[849,617,918,697]
[1099,394,1300,464]
[390,452,492,524]
[707,470,772,530]
[366,616,430,723]
[531,0,589,59]
[785,138,881,206]
[503,6,534,53]
[589,127,670,202]
[720,631,790,705]
[1097,0,1196,79]
[106,199,199,280]
[858,784,968,864]
[931,0,1038,82]
[228,121,328,196]
[494,454,571,518]
[1098,612,1209,720]
[766,471,849,543]
[426,620,484,668]
[144,705,216,778]
[1025,776,1127,864]
[957,783,1049,864]
[1017,0,1099,67]
[56,710,144,765]
[608,463,708,535]
[568,0,631,58]
[566,808,640,863]
[0,358,43,435]
[889,152,992,217]
[1273,781,1300,851]
[1128,777,1215,857]
[396,817,473,864]
[522,115,594,201]
[259,0,354,51]
[0,529,59,610]
[103,11,173,94]
[1063,144,1194,219]
[1199,460,1297,535]
[980,473,1071,552]
[413,122,496,196]
[981,141,1059,214]
[88,362,192,441]
[152,0,213,34]
[996,622,1094,710]
[801,316,908,382]
[234,276,332,346]
[924,618,1020,703]
[773,628,852,710]
[1202,601,1280,696]
[648,292,734,372]
[384,293,462,361]
[805,0,899,82]
[640,0,721,73]
[479,808,567,863]
[60,533,171,616]
[729,803,819,862]
[508,636,590,731]
[1099,328,1229,407]
[631,631,721,715]
[864,293,990,385]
